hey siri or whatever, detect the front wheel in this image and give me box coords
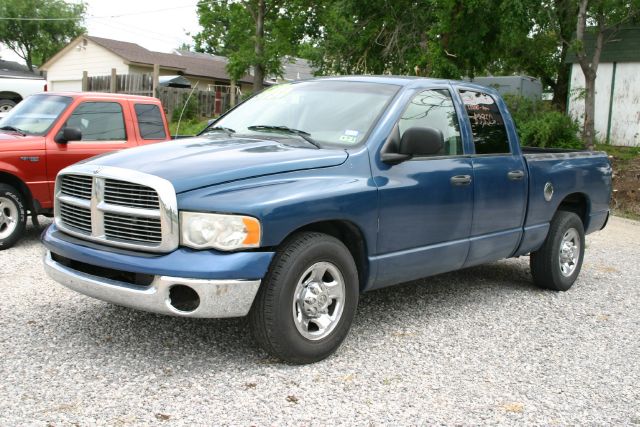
[0,184,27,250]
[249,232,359,364]
[530,211,585,291]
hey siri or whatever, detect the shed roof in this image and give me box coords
[566,26,640,63]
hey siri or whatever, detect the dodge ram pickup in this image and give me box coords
[0,92,170,249]
[42,77,612,364]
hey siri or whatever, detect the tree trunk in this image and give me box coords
[26,51,34,72]
[552,0,579,111]
[582,70,597,150]
[253,0,265,92]
[552,62,571,111]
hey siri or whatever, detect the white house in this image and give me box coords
[39,35,315,95]
[39,35,256,93]
[567,27,640,147]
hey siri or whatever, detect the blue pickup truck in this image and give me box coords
[42,77,611,364]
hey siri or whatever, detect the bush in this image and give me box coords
[518,111,583,149]
[503,94,583,149]
[171,93,199,123]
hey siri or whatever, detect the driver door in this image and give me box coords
[371,87,474,289]
[45,100,135,193]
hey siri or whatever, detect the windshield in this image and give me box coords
[0,95,72,136]
[207,81,399,147]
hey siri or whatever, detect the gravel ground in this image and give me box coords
[1,216,639,426]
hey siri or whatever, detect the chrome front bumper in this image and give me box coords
[44,251,261,318]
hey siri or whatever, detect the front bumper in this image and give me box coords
[44,251,260,318]
[42,224,274,318]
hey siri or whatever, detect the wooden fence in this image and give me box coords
[84,72,235,120]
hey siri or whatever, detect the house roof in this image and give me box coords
[566,26,640,63]
[280,57,315,81]
[0,59,42,79]
[86,36,255,83]
[40,35,254,84]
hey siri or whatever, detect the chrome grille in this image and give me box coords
[104,212,162,243]
[59,201,92,233]
[54,166,178,253]
[104,179,160,209]
[60,175,92,199]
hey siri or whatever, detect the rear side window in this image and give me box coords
[66,102,126,141]
[135,104,167,140]
[459,90,510,154]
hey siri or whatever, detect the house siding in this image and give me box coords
[568,62,640,147]
[46,40,129,91]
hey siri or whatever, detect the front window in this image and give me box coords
[0,95,72,136]
[207,81,400,147]
[64,102,126,141]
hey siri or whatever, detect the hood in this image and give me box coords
[0,132,45,151]
[85,136,349,193]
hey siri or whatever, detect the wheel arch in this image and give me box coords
[282,220,369,291]
[0,171,34,211]
[556,192,590,229]
[0,91,23,103]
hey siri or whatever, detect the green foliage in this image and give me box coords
[171,93,199,123]
[169,119,210,137]
[518,111,583,149]
[194,0,312,85]
[0,0,86,71]
[504,94,583,149]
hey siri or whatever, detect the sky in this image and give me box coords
[0,0,203,65]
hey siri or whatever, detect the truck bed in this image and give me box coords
[515,147,612,256]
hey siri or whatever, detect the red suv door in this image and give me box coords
[45,98,137,195]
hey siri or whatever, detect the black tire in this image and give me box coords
[0,99,16,113]
[530,211,585,291]
[249,232,359,364]
[0,183,27,250]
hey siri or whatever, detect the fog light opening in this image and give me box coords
[168,285,200,312]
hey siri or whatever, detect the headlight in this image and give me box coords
[180,212,261,251]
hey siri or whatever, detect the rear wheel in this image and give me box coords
[0,99,16,113]
[249,232,359,364]
[0,184,27,250]
[530,211,585,291]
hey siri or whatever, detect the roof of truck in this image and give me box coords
[40,92,161,102]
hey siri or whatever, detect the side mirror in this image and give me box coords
[398,127,444,156]
[55,127,82,144]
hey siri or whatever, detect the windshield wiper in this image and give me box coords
[203,126,235,136]
[248,125,320,148]
[0,126,26,136]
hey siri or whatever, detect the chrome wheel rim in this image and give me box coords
[559,228,580,277]
[0,104,13,113]
[0,196,19,240]
[292,261,345,341]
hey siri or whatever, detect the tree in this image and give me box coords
[194,0,312,92]
[570,0,640,149]
[0,0,86,71]
[306,0,531,79]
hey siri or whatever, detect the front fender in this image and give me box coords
[177,156,378,256]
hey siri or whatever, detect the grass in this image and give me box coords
[169,119,210,137]
[595,143,640,162]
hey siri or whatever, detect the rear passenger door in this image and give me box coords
[458,89,527,267]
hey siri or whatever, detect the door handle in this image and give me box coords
[507,170,525,180]
[450,175,472,186]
